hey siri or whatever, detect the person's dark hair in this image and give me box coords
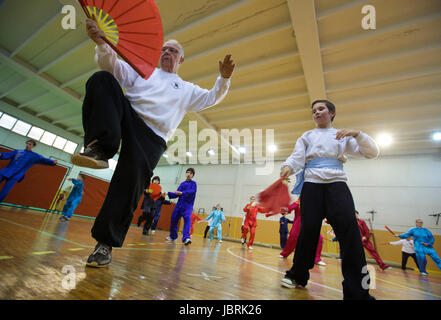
[152,176,160,183]
[311,99,336,122]
[355,210,359,215]
[78,173,86,180]
[26,139,37,146]
[186,168,195,176]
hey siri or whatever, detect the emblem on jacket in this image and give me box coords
[171,81,180,89]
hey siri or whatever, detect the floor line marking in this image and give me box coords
[226,247,342,293]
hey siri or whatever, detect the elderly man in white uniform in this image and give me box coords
[72,18,235,268]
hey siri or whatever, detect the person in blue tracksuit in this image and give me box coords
[397,219,441,275]
[202,204,226,243]
[166,168,197,245]
[279,214,293,249]
[60,174,86,222]
[0,140,57,203]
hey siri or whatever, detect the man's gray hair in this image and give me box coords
[164,39,184,58]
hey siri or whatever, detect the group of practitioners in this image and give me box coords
[1,16,441,300]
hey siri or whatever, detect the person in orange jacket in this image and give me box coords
[190,212,203,237]
[356,211,390,271]
[241,201,269,250]
[241,196,256,245]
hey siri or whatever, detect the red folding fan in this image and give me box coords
[78,0,164,80]
[258,177,291,214]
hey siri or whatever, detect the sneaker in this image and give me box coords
[151,230,155,234]
[184,238,192,245]
[241,238,245,244]
[165,236,176,242]
[281,276,303,289]
[59,216,69,222]
[142,231,149,235]
[421,272,428,275]
[316,260,327,266]
[71,140,109,169]
[86,243,112,268]
[219,240,223,243]
[278,255,285,258]
[383,266,392,270]
[248,246,253,250]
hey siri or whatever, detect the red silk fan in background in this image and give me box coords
[78,0,164,80]
[258,178,291,215]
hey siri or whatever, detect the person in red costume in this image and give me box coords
[190,212,203,237]
[241,201,268,250]
[356,211,391,271]
[241,196,256,245]
[279,199,326,266]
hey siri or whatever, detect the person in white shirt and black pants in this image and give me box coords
[280,100,379,300]
[72,18,235,268]
[386,238,419,270]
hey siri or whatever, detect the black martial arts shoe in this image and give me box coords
[71,140,109,169]
[86,243,112,268]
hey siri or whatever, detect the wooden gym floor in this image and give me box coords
[0,206,440,300]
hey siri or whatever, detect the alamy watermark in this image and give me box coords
[165,121,276,175]
[61,265,76,290]
[361,5,376,30]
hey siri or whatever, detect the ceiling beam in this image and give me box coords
[9,12,60,58]
[316,0,370,21]
[327,67,441,93]
[325,43,441,74]
[322,12,441,50]
[190,51,299,84]
[0,79,30,99]
[37,39,91,74]
[17,91,52,109]
[165,0,250,39]
[287,0,326,102]
[36,103,71,117]
[52,113,81,125]
[202,92,308,115]
[60,67,99,88]
[0,47,83,108]
[184,22,291,63]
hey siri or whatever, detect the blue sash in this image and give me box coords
[291,158,343,195]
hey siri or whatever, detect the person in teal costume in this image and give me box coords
[60,174,86,222]
[397,219,441,275]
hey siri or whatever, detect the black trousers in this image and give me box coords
[286,182,372,300]
[83,71,166,247]
[402,252,419,270]
[280,232,288,249]
[204,226,210,238]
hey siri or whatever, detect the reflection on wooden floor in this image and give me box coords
[0,206,440,300]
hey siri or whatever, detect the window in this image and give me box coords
[12,120,32,136]
[27,126,45,140]
[0,114,17,130]
[53,136,67,150]
[64,141,78,154]
[40,131,56,146]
